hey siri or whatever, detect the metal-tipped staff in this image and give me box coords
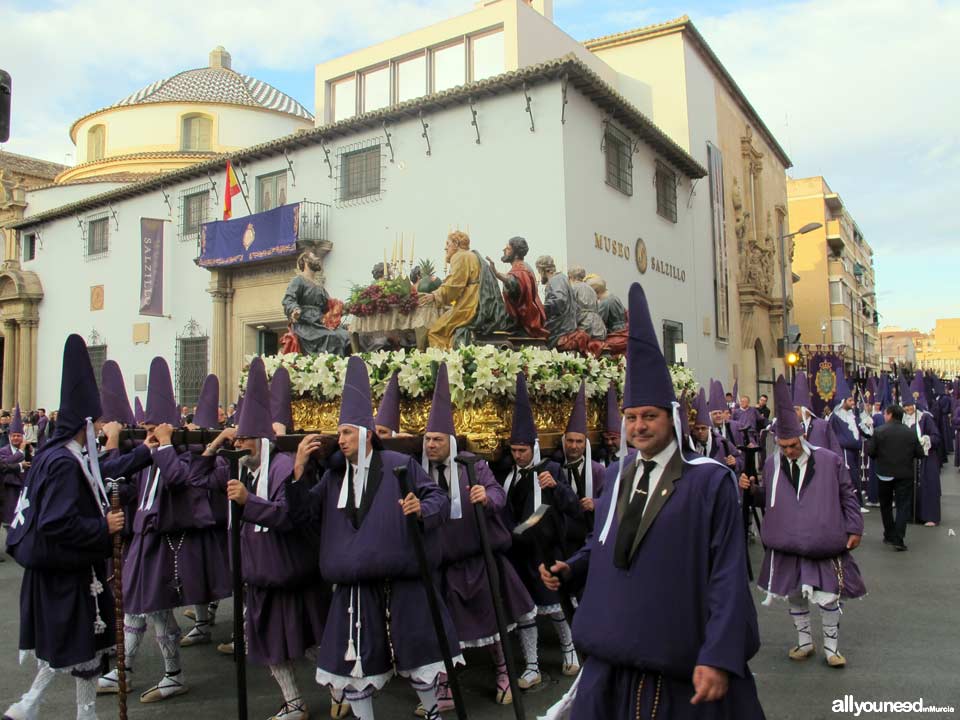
[394,465,468,720]
[109,479,128,720]
[219,447,251,720]
[454,454,525,720]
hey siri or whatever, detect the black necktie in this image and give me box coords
[346,465,358,527]
[789,458,801,492]
[614,459,657,569]
[436,463,448,492]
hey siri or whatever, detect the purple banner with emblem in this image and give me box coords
[197,203,300,268]
[807,352,844,418]
[139,218,164,316]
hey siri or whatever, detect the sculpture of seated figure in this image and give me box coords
[282,250,351,356]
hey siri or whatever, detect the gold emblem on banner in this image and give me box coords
[815,360,837,404]
[242,223,256,251]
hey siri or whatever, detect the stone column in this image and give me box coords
[19,320,36,409]
[2,320,17,409]
[210,289,231,405]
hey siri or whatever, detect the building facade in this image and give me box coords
[879,326,921,372]
[787,176,880,376]
[8,0,799,409]
[914,319,960,377]
[584,16,795,403]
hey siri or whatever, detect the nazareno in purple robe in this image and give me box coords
[829,409,865,500]
[7,445,115,671]
[803,415,843,457]
[0,444,25,526]
[435,455,535,647]
[286,449,462,694]
[559,453,765,719]
[190,451,329,666]
[908,412,942,524]
[865,412,885,504]
[557,455,606,556]
[123,444,230,615]
[756,445,866,603]
[952,404,960,469]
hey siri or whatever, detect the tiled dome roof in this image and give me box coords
[108,47,313,121]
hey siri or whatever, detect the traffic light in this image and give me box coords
[0,69,11,143]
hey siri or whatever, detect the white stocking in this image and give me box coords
[148,610,182,675]
[819,601,841,657]
[8,660,56,716]
[75,676,98,720]
[550,611,574,652]
[123,613,148,670]
[347,695,374,720]
[518,622,539,671]
[788,592,812,648]
[269,661,300,704]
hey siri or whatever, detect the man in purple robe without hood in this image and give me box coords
[828,368,871,513]
[4,335,127,720]
[690,387,744,475]
[540,284,764,720]
[98,357,230,703]
[741,375,866,669]
[901,373,942,526]
[283,356,462,720]
[497,372,580,688]
[0,405,29,530]
[194,359,339,720]
[421,363,536,711]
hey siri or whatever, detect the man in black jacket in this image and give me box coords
[866,404,925,551]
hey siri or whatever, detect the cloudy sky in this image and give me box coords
[2,0,956,331]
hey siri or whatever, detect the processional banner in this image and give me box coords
[197,203,300,268]
[139,218,164,316]
[807,352,844,417]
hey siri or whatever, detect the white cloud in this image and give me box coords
[0,0,464,161]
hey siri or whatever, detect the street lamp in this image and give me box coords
[780,222,822,367]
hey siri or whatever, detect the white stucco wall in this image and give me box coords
[24,182,132,216]
[72,103,312,160]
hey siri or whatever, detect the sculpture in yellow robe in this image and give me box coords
[422,232,480,349]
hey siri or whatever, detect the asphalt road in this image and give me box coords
[0,463,958,720]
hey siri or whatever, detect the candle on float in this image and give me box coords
[399,234,404,267]
[410,234,415,264]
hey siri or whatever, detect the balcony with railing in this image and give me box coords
[825,219,845,256]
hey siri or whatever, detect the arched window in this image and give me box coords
[181,114,213,151]
[87,124,105,161]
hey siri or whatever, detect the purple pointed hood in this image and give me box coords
[565,381,588,435]
[339,356,375,432]
[48,334,102,444]
[510,373,538,445]
[375,371,401,433]
[835,366,852,403]
[774,375,804,439]
[932,376,946,396]
[99,360,135,426]
[707,379,726,414]
[877,374,891,407]
[192,374,220,429]
[605,381,620,433]
[898,375,913,407]
[792,371,812,410]
[623,283,675,410]
[426,363,456,435]
[134,397,145,424]
[910,371,927,410]
[269,366,294,433]
[144,357,180,427]
[9,405,23,435]
[236,358,275,441]
[866,376,878,402]
[691,387,711,427]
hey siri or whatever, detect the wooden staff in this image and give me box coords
[110,481,128,720]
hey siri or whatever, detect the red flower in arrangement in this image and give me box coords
[344,279,419,317]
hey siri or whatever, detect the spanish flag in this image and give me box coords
[223,160,242,220]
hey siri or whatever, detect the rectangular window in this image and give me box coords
[339,145,381,201]
[363,65,390,112]
[432,41,465,92]
[832,318,850,345]
[656,161,678,222]
[86,216,109,257]
[176,335,208,406]
[88,345,107,389]
[471,29,504,81]
[179,188,209,240]
[21,232,38,262]
[829,280,843,305]
[662,320,684,365]
[256,171,288,212]
[396,53,426,102]
[604,124,632,196]
[332,76,357,122]
[706,143,729,341]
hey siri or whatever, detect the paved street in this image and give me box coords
[1,465,958,720]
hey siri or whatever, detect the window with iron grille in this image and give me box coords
[656,161,678,223]
[22,232,38,262]
[86,215,109,257]
[176,333,208,407]
[604,124,633,196]
[662,320,684,365]
[257,171,288,212]
[179,186,209,241]
[88,345,107,388]
[339,144,381,202]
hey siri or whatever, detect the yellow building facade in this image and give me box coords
[787,176,879,373]
[915,318,960,377]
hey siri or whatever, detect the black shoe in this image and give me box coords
[894,543,908,551]
[882,538,893,545]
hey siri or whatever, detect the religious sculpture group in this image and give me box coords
[282,231,627,358]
